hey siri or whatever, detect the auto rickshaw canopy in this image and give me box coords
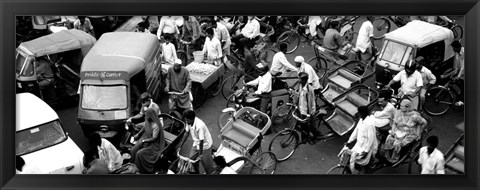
[384,20,455,62]
[80,32,159,78]
[17,29,96,57]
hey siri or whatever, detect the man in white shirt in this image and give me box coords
[415,57,436,111]
[183,110,214,174]
[418,136,445,174]
[211,20,232,56]
[306,16,322,44]
[246,65,272,114]
[387,61,423,110]
[270,43,299,77]
[232,16,260,52]
[355,16,375,63]
[441,40,464,106]
[294,56,322,93]
[161,35,178,65]
[157,16,179,49]
[372,91,397,143]
[202,28,223,64]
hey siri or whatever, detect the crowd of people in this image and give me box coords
[71,16,464,175]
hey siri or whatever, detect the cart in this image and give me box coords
[321,60,375,104]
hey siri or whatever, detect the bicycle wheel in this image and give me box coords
[451,25,463,42]
[408,153,421,174]
[217,111,234,131]
[423,86,454,116]
[277,30,300,54]
[221,75,241,100]
[372,17,391,39]
[307,56,329,79]
[192,83,207,109]
[268,129,299,162]
[271,104,295,133]
[251,152,278,174]
[326,165,352,174]
[210,75,223,96]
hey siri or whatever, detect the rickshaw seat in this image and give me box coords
[446,145,465,173]
[329,68,361,89]
[164,131,177,144]
[222,119,260,148]
[336,93,370,116]
[454,145,465,161]
[271,89,289,97]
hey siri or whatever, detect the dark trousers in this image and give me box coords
[455,79,464,102]
[189,148,215,174]
[259,93,271,114]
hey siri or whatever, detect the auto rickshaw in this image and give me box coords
[15,29,96,105]
[375,20,455,88]
[77,32,163,144]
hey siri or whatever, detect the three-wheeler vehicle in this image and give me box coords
[375,20,455,88]
[77,32,163,144]
[16,29,96,105]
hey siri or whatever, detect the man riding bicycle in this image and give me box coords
[245,64,272,114]
[165,59,193,112]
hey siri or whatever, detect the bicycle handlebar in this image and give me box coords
[167,91,185,95]
[177,150,201,163]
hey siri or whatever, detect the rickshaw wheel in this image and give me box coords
[217,111,234,131]
[271,104,295,133]
[423,87,453,116]
[407,153,421,174]
[268,129,299,162]
[372,17,391,40]
[210,75,223,96]
[327,165,352,174]
[277,30,300,54]
[221,75,242,100]
[251,152,278,174]
[307,57,328,79]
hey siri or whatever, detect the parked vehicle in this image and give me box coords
[16,93,84,174]
[77,32,163,144]
[375,20,455,88]
[16,29,96,106]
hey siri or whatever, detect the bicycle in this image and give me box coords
[176,39,193,66]
[423,76,463,116]
[268,104,334,161]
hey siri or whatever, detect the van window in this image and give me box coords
[16,120,67,156]
[380,40,413,66]
[81,85,128,110]
[16,53,34,77]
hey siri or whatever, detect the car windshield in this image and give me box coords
[380,40,413,66]
[15,52,34,77]
[81,85,128,110]
[16,120,67,156]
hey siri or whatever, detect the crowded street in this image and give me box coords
[16,16,465,175]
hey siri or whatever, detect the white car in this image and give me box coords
[16,93,85,174]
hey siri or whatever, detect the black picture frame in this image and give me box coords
[1,0,479,189]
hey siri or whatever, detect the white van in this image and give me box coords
[16,93,84,174]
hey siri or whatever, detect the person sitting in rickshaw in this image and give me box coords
[35,56,57,101]
[126,92,161,132]
[323,20,347,52]
[342,106,378,174]
[382,98,427,163]
[371,91,397,144]
[245,64,272,114]
[164,59,193,112]
[386,61,423,110]
[231,16,261,54]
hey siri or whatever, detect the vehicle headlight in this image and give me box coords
[17,82,22,88]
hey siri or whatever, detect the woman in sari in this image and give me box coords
[382,98,427,163]
[130,108,165,174]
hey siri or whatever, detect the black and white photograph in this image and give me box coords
[15,15,465,175]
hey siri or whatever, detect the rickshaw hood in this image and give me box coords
[17,29,96,57]
[384,20,454,62]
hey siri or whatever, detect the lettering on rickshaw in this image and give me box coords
[81,71,127,80]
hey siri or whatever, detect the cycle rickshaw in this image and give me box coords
[268,84,379,161]
[327,110,433,174]
[170,107,278,174]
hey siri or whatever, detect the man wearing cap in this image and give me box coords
[165,59,193,111]
[126,92,161,132]
[294,56,322,94]
[245,64,272,114]
[270,43,298,77]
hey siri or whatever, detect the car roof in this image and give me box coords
[17,29,96,57]
[16,93,59,131]
[80,32,159,77]
[384,20,454,48]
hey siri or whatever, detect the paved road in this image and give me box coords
[54,16,465,174]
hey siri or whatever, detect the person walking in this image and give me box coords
[418,135,446,174]
[183,110,215,174]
